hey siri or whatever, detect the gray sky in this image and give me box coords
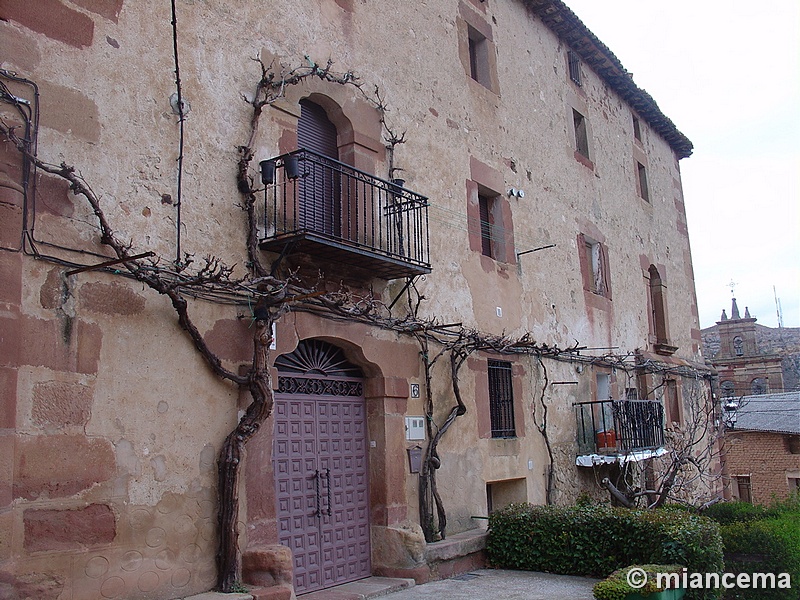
[564,0,800,329]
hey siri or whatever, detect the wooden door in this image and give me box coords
[272,341,370,594]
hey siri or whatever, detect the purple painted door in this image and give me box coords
[273,341,370,594]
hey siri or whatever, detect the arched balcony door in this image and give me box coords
[297,99,341,236]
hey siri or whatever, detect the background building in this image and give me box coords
[702,298,800,395]
[721,391,800,503]
[702,298,800,503]
[1,1,713,598]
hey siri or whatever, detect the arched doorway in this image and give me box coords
[272,339,371,594]
[298,99,341,236]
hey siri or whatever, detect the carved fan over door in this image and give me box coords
[273,339,370,594]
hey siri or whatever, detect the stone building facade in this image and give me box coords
[1,1,713,598]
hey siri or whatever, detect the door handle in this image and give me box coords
[314,470,322,517]
[325,468,332,516]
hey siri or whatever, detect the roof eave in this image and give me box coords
[522,0,694,159]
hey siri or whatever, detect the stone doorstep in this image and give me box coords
[298,576,415,600]
[179,593,253,600]
[178,576,413,600]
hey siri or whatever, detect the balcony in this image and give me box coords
[574,399,666,467]
[258,149,431,280]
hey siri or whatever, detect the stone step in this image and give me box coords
[178,592,253,600]
[178,576,414,600]
[298,576,415,600]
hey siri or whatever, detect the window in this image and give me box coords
[478,194,494,257]
[573,109,590,159]
[636,161,649,202]
[733,336,744,356]
[734,476,752,503]
[467,160,514,263]
[751,378,767,395]
[648,265,673,354]
[633,116,642,142]
[488,360,515,438]
[567,50,582,86]
[467,25,491,88]
[583,237,606,296]
[720,380,735,398]
[789,477,800,492]
[665,380,681,426]
[596,373,611,401]
[785,436,800,455]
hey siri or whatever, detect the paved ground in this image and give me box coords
[382,570,599,600]
[183,569,600,600]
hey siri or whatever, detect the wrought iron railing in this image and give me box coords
[574,399,664,455]
[259,149,430,272]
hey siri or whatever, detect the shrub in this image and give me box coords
[720,515,800,600]
[593,564,684,600]
[702,501,770,526]
[487,503,723,600]
[702,493,800,526]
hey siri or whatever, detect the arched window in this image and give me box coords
[750,378,767,395]
[720,380,735,398]
[733,336,744,356]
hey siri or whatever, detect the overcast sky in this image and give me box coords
[563,0,800,329]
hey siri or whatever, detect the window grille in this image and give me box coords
[488,360,515,438]
[568,50,582,86]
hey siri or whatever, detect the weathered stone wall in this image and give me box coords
[0,0,709,597]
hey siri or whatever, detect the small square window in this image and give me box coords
[568,50,582,86]
[573,109,590,159]
[636,161,649,202]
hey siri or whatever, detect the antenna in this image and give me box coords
[773,286,784,328]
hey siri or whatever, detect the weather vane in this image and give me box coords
[728,280,737,297]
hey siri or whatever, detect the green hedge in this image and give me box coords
[487,503,723,600]
[702,495,800,526]
[719,516,800,600]
[699,496,799,599]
